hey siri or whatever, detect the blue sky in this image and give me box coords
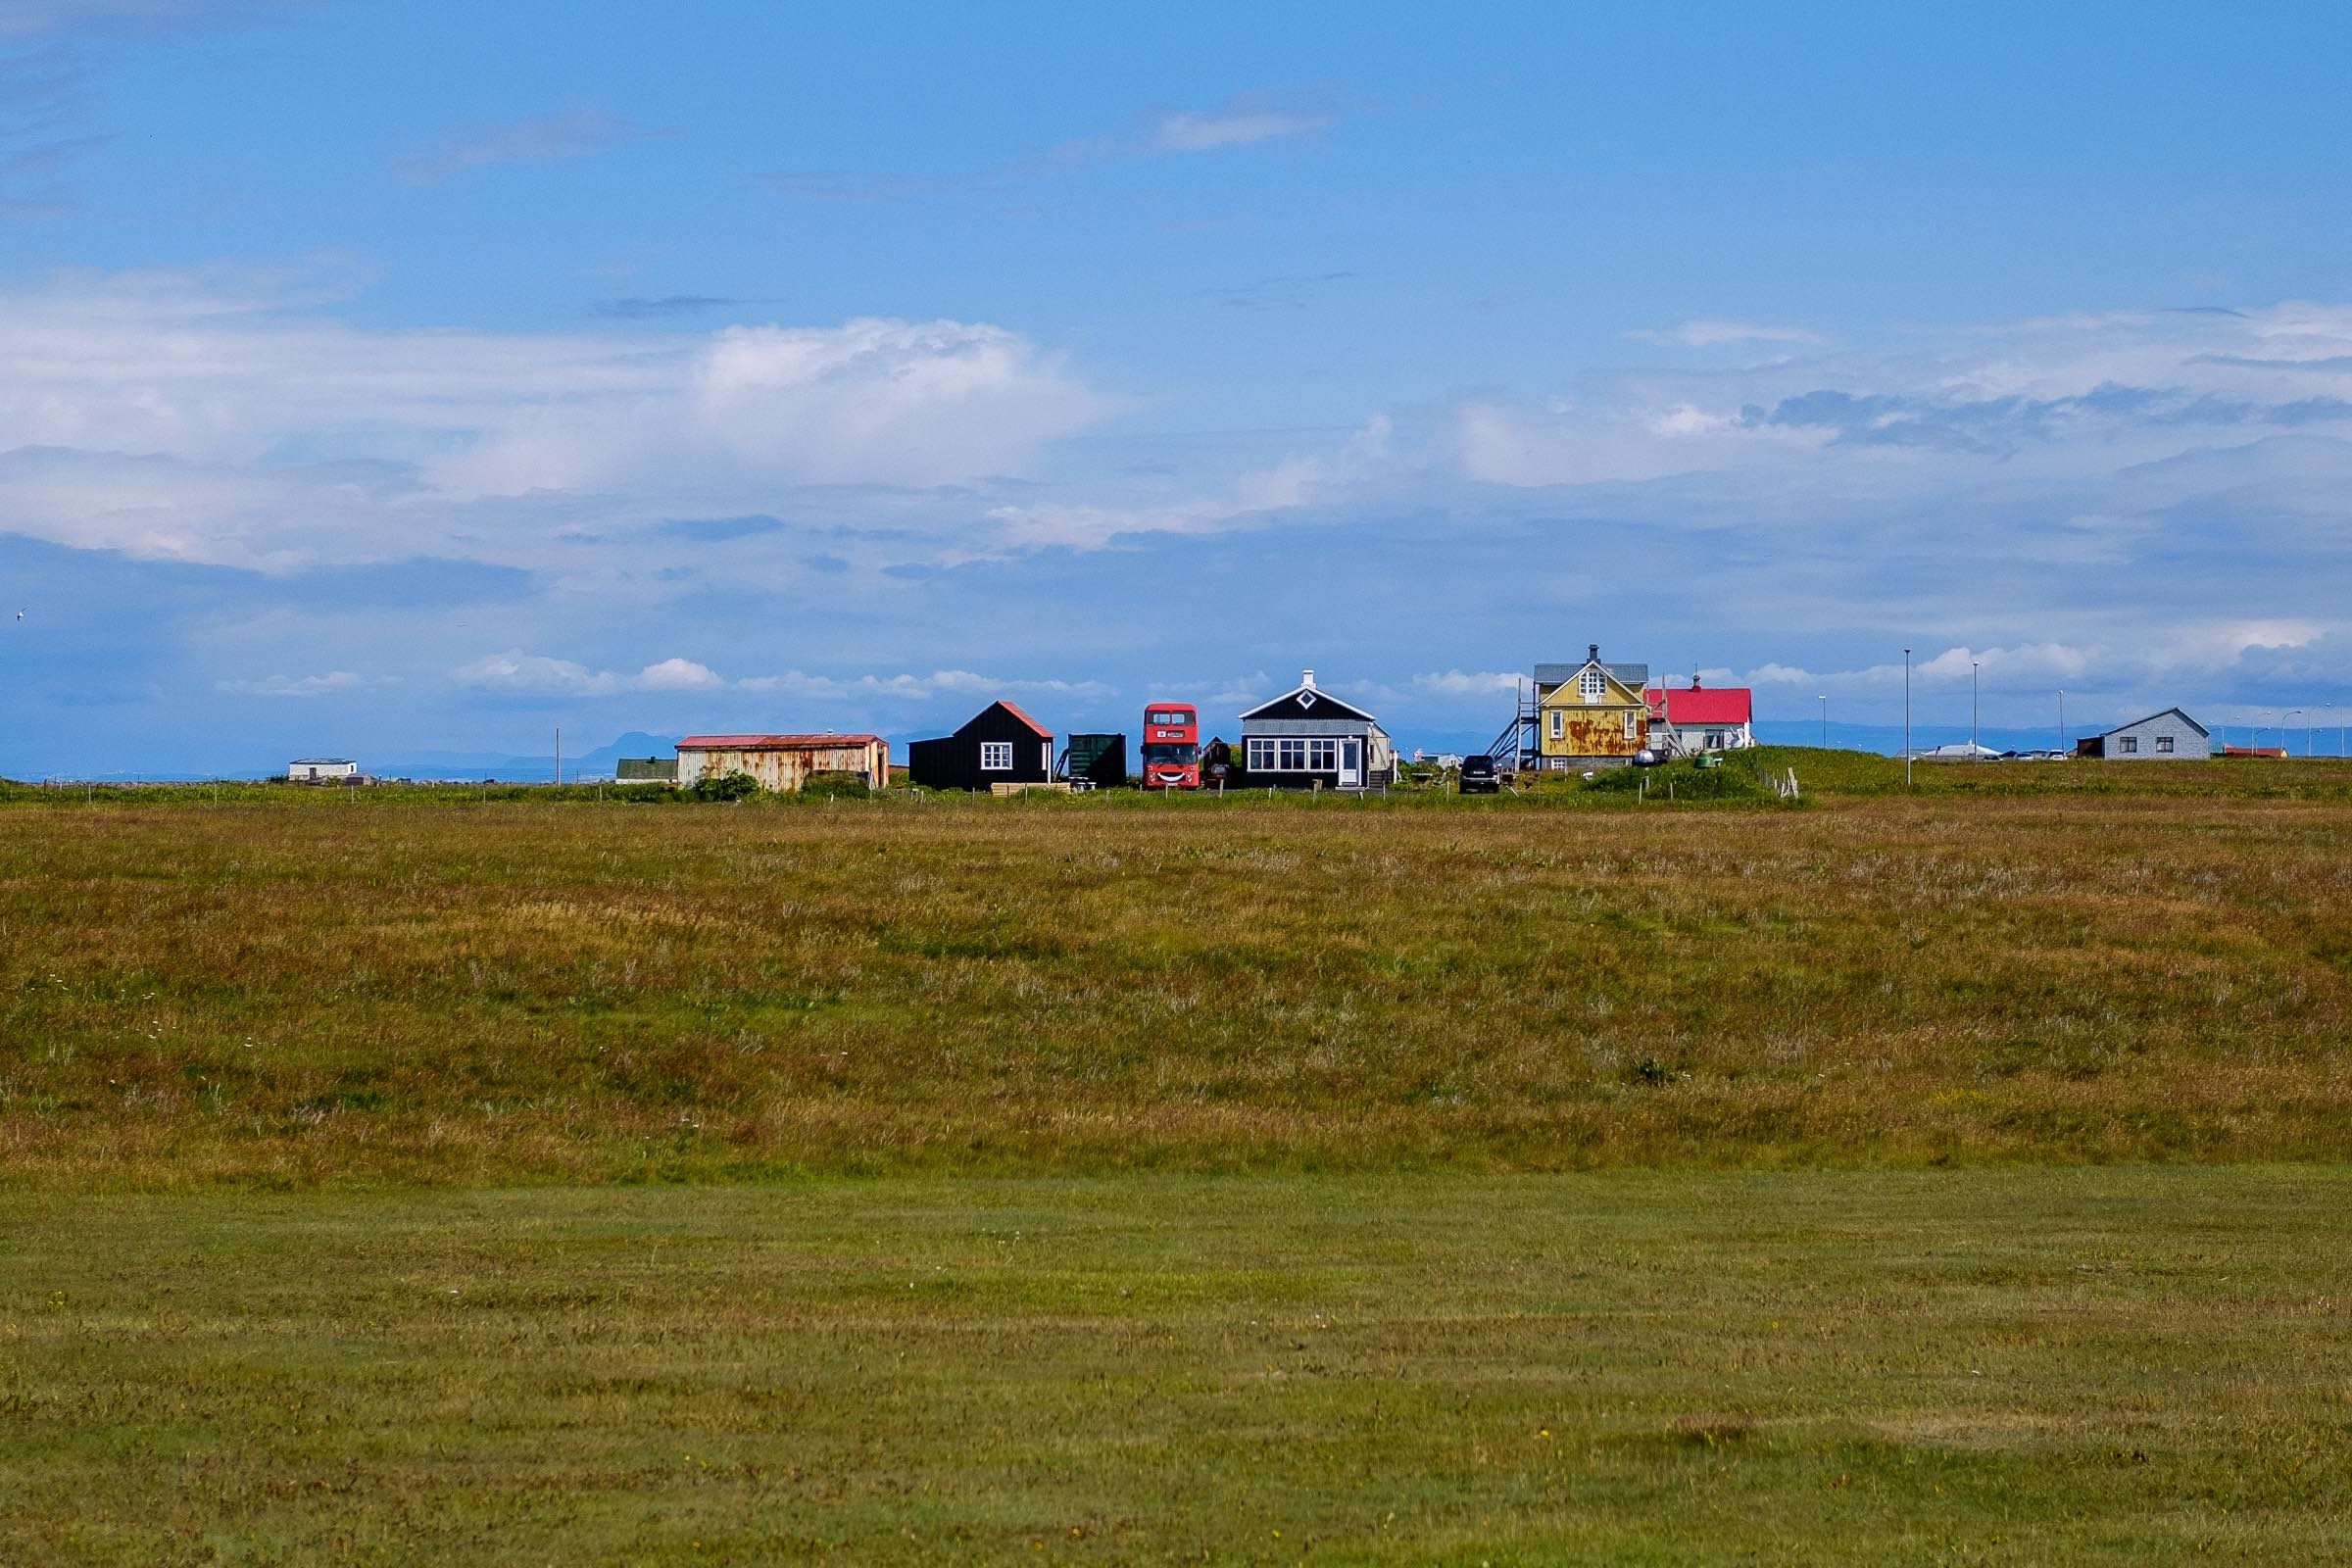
[5,0,2352,772]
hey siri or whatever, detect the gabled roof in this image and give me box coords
[1642,686,1753,725]
[952,700,1052,739]
[2104,707,2209,738]
[289,757,354,765]
[678,733,882,750]
[1239,672,1379,725]
[1537,663,1644,708]
[1536,660,1649,691]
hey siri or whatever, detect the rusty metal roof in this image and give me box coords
[676,734,883,749]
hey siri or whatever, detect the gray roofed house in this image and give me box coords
[1238,669,1396,790]
[1536,648,1648,700]
[2077,708,2210,760]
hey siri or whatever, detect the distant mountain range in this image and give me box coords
[370,731,682,781]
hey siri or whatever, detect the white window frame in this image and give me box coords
[1247,735,1342,771]
[980,740,1014,771]
[1579,668,1606,701]
[1547,710,1564,740]
[1622,710,1638,740]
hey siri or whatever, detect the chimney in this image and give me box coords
[1588,643,1599,662]
[1301,667,1317,690]
[1690,673,1702,691]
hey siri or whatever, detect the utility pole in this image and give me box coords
[1818,694,1828,749]
[1971,660,1979,760]
[1904,648,1913,788]
[555,726,562,789]
[2058,689,2065,755]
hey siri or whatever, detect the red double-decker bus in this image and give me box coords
[1140,701,1200,789]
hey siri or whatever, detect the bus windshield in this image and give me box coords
[1142,742,1200,764]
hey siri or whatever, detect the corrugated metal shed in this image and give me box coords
[675,733,889,791]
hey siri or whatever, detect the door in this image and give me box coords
[1339,737,1362,788]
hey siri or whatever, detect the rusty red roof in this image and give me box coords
[676,733,883,750]
[1642,686,1753,725]
[992,700,1052,738]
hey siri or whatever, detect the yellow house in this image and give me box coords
[1536,644,1650,766]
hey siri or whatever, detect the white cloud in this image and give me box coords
[984,415,1400,550]
[1150,97,1335,152]
[0,1,292,36]
[388,108,635,185]
[856,668,1115,702]
[1743,628,2328,699]
[451,650,724,698]
[631,657,723,692]
[734,667,1115,704]
[0,264,1104,566]
[1627,318,1824,348]
[216,669,376,699]
[734,670,846,699]
[452,651,621,697]
[1410,669,1523,697]
[1462,303,2352,490]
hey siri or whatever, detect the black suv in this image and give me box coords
[1458,754,1500,794]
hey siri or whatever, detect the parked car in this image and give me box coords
[1459,754,1500,794]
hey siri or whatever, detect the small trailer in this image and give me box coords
[1060,733,1128,790]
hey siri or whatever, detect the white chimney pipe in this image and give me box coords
[1301,668,1317,689]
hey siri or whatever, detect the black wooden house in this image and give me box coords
[907,700,1055,790]
[1237,669,1396,790]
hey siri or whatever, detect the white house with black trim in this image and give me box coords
[2077,708,2209,760]
[286,757,358,783]
[1238,669,1395,790]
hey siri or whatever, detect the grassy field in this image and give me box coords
[6,762,2351,1561]
[7,1168,2351,1565]
[3,757,2350,1186]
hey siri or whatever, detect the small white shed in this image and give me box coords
[288,758,359,782]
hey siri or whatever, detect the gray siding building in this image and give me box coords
[1238,670,1396,789]
[2079,708,2209,760]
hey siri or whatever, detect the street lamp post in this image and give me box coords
[1971,660,1980,760]
[2057,689,2065,756]
[1819,694,1828,749]
[2286,710,2305,759]
[1904,649,1913,787]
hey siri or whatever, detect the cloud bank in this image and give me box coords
[6,267,2352,742]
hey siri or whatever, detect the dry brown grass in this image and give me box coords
[2,788,2348,1188]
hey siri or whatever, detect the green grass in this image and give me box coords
[8,780,2352,1559]
[4,782,2352,1185]
[5,1167,2349,1565]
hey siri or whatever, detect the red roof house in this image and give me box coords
[1641,678,1756,752]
